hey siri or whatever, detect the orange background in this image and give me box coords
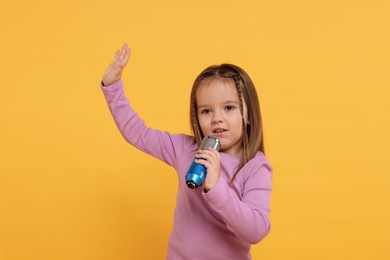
[1,0,389,259]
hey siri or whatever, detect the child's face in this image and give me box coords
[196,79,248,157]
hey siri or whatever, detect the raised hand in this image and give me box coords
[102,43,131,86]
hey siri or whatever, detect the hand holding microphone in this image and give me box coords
[186,136,221,190]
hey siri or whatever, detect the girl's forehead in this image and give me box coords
[196,77,238,97]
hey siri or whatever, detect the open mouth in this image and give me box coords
[212,128,227,134]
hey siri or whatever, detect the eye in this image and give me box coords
[225,105,235,111]
[200,109,212,114]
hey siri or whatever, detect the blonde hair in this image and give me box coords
[190,64,265,184]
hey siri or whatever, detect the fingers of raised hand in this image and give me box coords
[112,44,130,69]
[117,43,131,65]
[121,43,128,53]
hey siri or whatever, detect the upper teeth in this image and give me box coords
[214,129,224,133]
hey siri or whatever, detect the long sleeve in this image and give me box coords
[100,79,193,166]
[203,153,272,244]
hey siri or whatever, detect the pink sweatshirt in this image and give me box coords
[101,79,272,260]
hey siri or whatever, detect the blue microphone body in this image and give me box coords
[186,136,221,189]
[186,162,207,189]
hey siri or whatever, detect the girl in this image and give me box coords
[101,43,272,260]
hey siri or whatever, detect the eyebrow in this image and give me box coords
[197,100,240,109]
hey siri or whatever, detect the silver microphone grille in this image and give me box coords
[199,136,221,151]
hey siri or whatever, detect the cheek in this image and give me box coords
[200,122,209,132]
[197,116,209,132]
[235,120,244,136]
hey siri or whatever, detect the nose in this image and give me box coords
[212,110,224,124]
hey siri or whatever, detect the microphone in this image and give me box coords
[185,135,221,189]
